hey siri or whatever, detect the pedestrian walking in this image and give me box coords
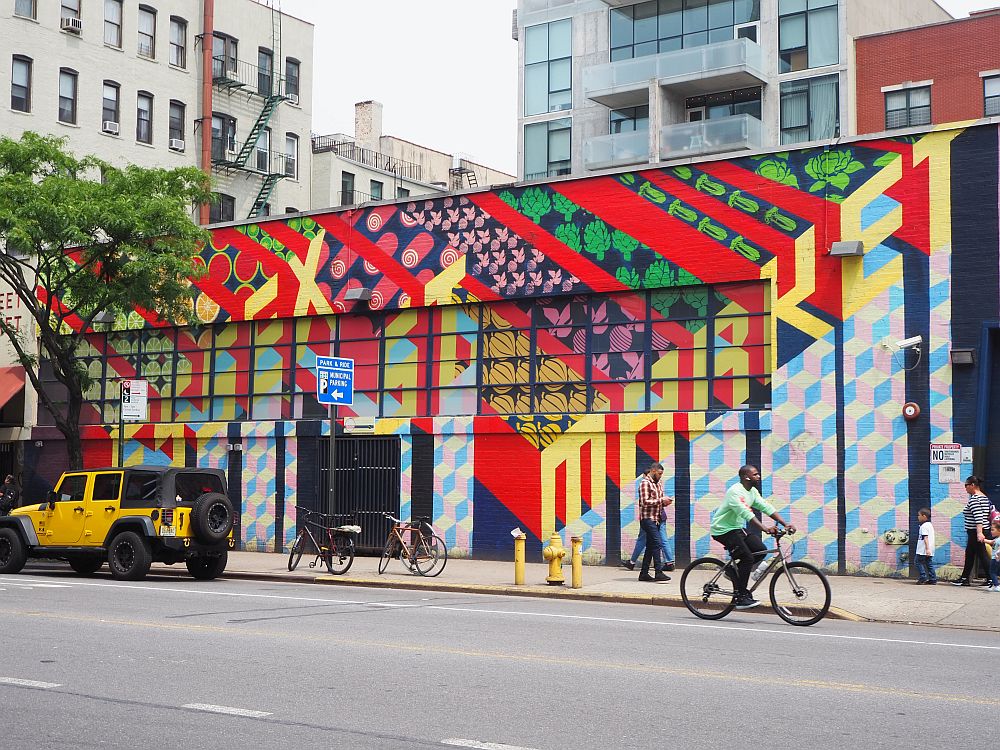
[987,519,1000,592]
[636,462,670,583]
[914,507,937,585]
[952,475,992,587]
[622,469,675,572]
[0,474,17,515]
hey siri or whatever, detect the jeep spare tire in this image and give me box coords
[191,492,234,544]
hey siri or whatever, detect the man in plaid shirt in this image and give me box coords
[637,462,671,582]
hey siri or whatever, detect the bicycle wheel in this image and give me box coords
[680,557,736,620]
[325,535,355,575]
[412,534,447,577]
[378,537,396,574]
[287,532,305,572]
[769,561,831,626]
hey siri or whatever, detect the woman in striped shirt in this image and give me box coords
[952,475,992,587]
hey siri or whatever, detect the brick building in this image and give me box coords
[855,8,1000,134]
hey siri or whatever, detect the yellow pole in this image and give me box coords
[571,536,583,589]
[514,534,526,585]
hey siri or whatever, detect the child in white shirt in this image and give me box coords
[988,519,1000,592]
[915,507,936,585]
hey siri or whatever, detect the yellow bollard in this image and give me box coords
[571,536,583,589]
[542,532,566,585]
[514,534,526,585]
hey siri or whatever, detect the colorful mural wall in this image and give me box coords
[30,123,1000,575]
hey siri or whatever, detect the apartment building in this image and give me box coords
[312,101,518,209]
[855,8,1000,135]
[514,0,951,179]
[1,0,313,223]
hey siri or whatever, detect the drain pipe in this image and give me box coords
[199,0,215,225]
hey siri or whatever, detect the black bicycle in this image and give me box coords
[680,529,831,626]
[287,506,359,575]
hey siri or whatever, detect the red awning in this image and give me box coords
[0,366,25,409]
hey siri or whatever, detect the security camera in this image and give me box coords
[896,335,923,349]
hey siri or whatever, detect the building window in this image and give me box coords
[985,75,1000,117]
[14,0,36,19]
[169,100,185,141]
[211,113,237,159]
[524,19,571,116]
[258,48,273,95]
[138,6,156,58]
[610,0,761,61]
[212,33,238,77]
[610,105,649,133]
[61,0,80,20]
[370,180,383,200]
[104,0,122,47]
[396,186,410,199]
[780,74,838,144]
[58,68,77,124]
[284,133,298,178]
[170,17,187,68]
[210,193,235,224]
[884,86,930,130]
[285,58,300,100]
[11,56,31,113]
[524,117,571,180]
[686,86,761,119]
[102,81,120,125]
[136,91,153,143]
[256,128,271,173]
[778,0,838,74]
[341,171,355,205]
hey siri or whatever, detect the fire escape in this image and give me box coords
[209,6,291,218]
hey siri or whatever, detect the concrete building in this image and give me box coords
[1,0,314,223]
[312,101,517,210]
[514,0,951,179]
[855,8,1000,135]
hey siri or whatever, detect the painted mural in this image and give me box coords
[34,123,1000,576]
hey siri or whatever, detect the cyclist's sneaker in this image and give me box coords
[734,594,760,610]
[952,578,970,586]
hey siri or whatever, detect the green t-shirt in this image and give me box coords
[710,482,776,537]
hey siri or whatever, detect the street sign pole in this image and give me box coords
[315,356,354,517]
[118,385,125,467]
[328,403,337,517]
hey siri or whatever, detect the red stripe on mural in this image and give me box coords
[458,273,503,303]
[213,227,293,279]
[605,414,620,491]
[580,439,591,513]
[555,459,567,526]
[885,150,931,255]
[312,214,425,305]
[471,192,628,292]
[551,177,763,283]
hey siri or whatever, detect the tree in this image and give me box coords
[0,132,212,469]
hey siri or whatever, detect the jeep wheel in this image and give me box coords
[68,554,103,575]
[186,551,227,580]
[0,527,27,574]
[107,531,152,580]
[191,492,235,544]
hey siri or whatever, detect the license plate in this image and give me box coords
[160,525,176,537]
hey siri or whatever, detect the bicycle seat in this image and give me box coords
[332,525,361,534]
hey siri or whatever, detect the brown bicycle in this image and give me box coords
[378,513,447,577]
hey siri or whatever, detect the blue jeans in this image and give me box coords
[915,554,937,582]
[990,559,1000,587]
[638,518,665,575]
[631,522,674,565]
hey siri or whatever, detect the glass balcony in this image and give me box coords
[583,38,766,107]
[659,114,763,159]
[584,130,650,171]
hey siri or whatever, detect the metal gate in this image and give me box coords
[318,435,401,553]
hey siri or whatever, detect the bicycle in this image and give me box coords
[680,528,831,626]
[287,506,360,575]
[378,513,447,577]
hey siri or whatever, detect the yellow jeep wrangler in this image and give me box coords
[0,466,235,581]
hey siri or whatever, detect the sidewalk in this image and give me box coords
[150,551,1000,632]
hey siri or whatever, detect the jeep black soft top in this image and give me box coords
[65,465,229,510]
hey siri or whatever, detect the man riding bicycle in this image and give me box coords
[710,465,795,610]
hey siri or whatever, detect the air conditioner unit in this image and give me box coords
[169,138,185,152]
[60,16,83,33]
[102,121,119,135]
[286,93,299,105]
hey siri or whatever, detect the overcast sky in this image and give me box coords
[278,0,997,176]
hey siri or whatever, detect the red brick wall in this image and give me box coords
[855,13,1000,134]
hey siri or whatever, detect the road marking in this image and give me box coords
[443,740,539,750]
[0,677,61,689]
[182,703,271,718]
[2,582,71,589]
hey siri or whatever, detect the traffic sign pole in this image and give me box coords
[118,383,125,467]
[328,403,337,517]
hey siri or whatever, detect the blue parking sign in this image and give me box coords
[316,356,354,406]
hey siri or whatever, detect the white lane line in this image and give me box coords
[3,582,71,588]
[182,703,271,718]
[0,677,62,689]
[443,740,539,750]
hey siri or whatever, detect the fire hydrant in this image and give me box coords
[542,533,566,585]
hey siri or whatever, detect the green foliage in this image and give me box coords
[805,149,865,192]
[754,159,800,188]
[498,190,519,209]
[644,260,675,289]
[611,229,639,262]
[615,266,641,289]
[582,220,611,261]
[520,187,551,223]
[0,132,212,466]
[552,193,579,221]
[873,152,900,168]
[555,223,582,253]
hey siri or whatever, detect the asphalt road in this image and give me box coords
[0,570,994,750]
